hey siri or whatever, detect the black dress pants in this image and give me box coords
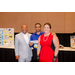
[31,49,39,62]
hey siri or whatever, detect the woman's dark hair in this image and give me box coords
[44,22,51,29]
[35,23,41,27]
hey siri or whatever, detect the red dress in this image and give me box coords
[39,33,58,62]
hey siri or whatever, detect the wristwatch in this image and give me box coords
[53,56,57,62]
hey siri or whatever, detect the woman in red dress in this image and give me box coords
[37,23,59,62]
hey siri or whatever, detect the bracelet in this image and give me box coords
[54,56,57,58]
[37,55,39,57]
[53,56,57,62]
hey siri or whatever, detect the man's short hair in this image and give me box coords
[35,23,41,27]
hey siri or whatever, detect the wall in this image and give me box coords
[0,12,75,33]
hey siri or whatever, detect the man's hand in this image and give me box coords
[16,55,19,60]
[29,42,33,46]
[52,32,56,35]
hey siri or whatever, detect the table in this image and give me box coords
[59,47,75,51]
[59,47,75,62]
[0,47,75,62]
[0,46,17,62]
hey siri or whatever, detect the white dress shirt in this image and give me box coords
[22,32,29,44]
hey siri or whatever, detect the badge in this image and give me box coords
[34,43,38,48]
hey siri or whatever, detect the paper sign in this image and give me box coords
[70,36,75,49]
[0,28,14,47]
[30,40,38,48]
[30,40,38,43]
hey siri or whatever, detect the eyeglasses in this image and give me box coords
[35,27,41,28]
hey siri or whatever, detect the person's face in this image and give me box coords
[35,24,41,32]
[44,24,50,34]
[21,25,28,34]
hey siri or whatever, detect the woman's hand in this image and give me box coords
[37,56,39,61]
[53,56,57,62]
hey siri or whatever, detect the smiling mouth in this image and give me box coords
[23,30,26,31]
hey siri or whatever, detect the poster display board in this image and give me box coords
[70,36,75,49]
[0,28,14,48]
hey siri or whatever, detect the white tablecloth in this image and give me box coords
[0,46,14,49]
[0,46,75,51]
[59,47,75,51]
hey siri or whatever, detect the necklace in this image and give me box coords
[43,33,50,42]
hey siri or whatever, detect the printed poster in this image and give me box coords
[0,28,14,47]
[0,29,3,34]
[0,40,3,46]
[70,36,75,49]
